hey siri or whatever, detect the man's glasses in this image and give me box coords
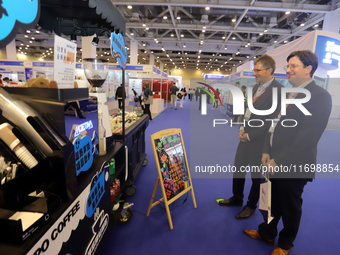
[283,64,302,71]
[252,68,269,73]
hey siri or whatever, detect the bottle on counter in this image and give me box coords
[98,107,107,156]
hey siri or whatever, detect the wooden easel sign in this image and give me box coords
[146,128,197,230]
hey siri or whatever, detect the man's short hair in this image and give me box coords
[241,85,246,90]
[173,82,176,85]
[287,50,318,77]
[254,54,276,74]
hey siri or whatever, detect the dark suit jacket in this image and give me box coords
[263,81,332,180]
[245,79,284,143]
[234,79,283,168]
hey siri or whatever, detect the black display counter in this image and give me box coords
[0,88,149,255]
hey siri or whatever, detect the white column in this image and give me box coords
[6,39,17,60]
[322,9,340,33]
[130,39,138,65]
[149,54,154,66]
[160,62,164,71]
[81,36,97,59]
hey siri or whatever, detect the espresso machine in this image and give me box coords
[83,58,112,138]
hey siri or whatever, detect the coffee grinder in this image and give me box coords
[83,58,112,138]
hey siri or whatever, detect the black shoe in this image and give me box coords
[215,197,243,207]
[236,206,256,219]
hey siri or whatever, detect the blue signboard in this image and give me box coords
[33,62,54,67]
[230,72,241,79]
[315,35,340,70]
[0,0,40,47]
[0,61,24,66]
[86,170,106,218]
[74,136,94,176]
[162,71,168,78]
[273,73,288,79]
[25,68,32,80]
[76,63,82,69]
[204,74,225,80]
[153,67,161,75]
[126,65,143,71]
[110,32,127,68]
[109,64,122,70]
[243,71,253,77]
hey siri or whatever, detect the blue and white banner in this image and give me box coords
[315,35,340,70]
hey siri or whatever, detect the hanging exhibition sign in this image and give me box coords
[110,32,127,69]
[0,0,40,47]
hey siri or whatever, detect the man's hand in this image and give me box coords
[262,153,270,167]
[267,159,277,175]
[238,132,248,143]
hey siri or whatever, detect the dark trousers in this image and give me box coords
[118,99,123,109]
[144,104,152,120]
[232,141,262,209]
[258,178,308,250]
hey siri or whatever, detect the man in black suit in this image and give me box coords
[216,55,283,219]
[244,51,332,255]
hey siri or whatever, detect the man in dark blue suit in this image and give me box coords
[216,55,283,219]
[244,51,332,255]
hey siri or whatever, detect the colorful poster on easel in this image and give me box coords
[147,128,197,230]
[153,133,190,200]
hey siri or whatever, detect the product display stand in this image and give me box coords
[147,128,197,230]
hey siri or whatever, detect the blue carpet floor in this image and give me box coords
[97,99,340,255]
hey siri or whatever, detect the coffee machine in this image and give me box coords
[83,58,112,138]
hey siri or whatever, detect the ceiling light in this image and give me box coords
[177,16,181,20]
[127,5,132,9]
[232,37,236,40]
[142,24,146,27]
[181,34,184,37]
[146,27,149,30]
[224,46,227,50]
[232,17,236,23]
[314,24,319,27]
[202,26,206,29]
[142,43,146,46]
[26,30,31,33]
[300,23,305,27]
[36,31,40,34]
[131,32,134,36]
[273,40,277,43]
[284,40,288,43]
[259,33,263,36]
[171,34,174,37]
[202,30,206,33]
[205,7,210,10]
[183,44,186,48]
[178,52,180,54]
[222,36,226,39]
[92,36,99,46]
[285,11,290,15]
[29,41,33,43]
[163,16,167,20]
[264,29,268,32]
[24,35,28,38]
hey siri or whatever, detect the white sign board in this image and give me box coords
[53,35,76,88]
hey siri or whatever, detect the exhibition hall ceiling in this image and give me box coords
[13,0,338,74]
